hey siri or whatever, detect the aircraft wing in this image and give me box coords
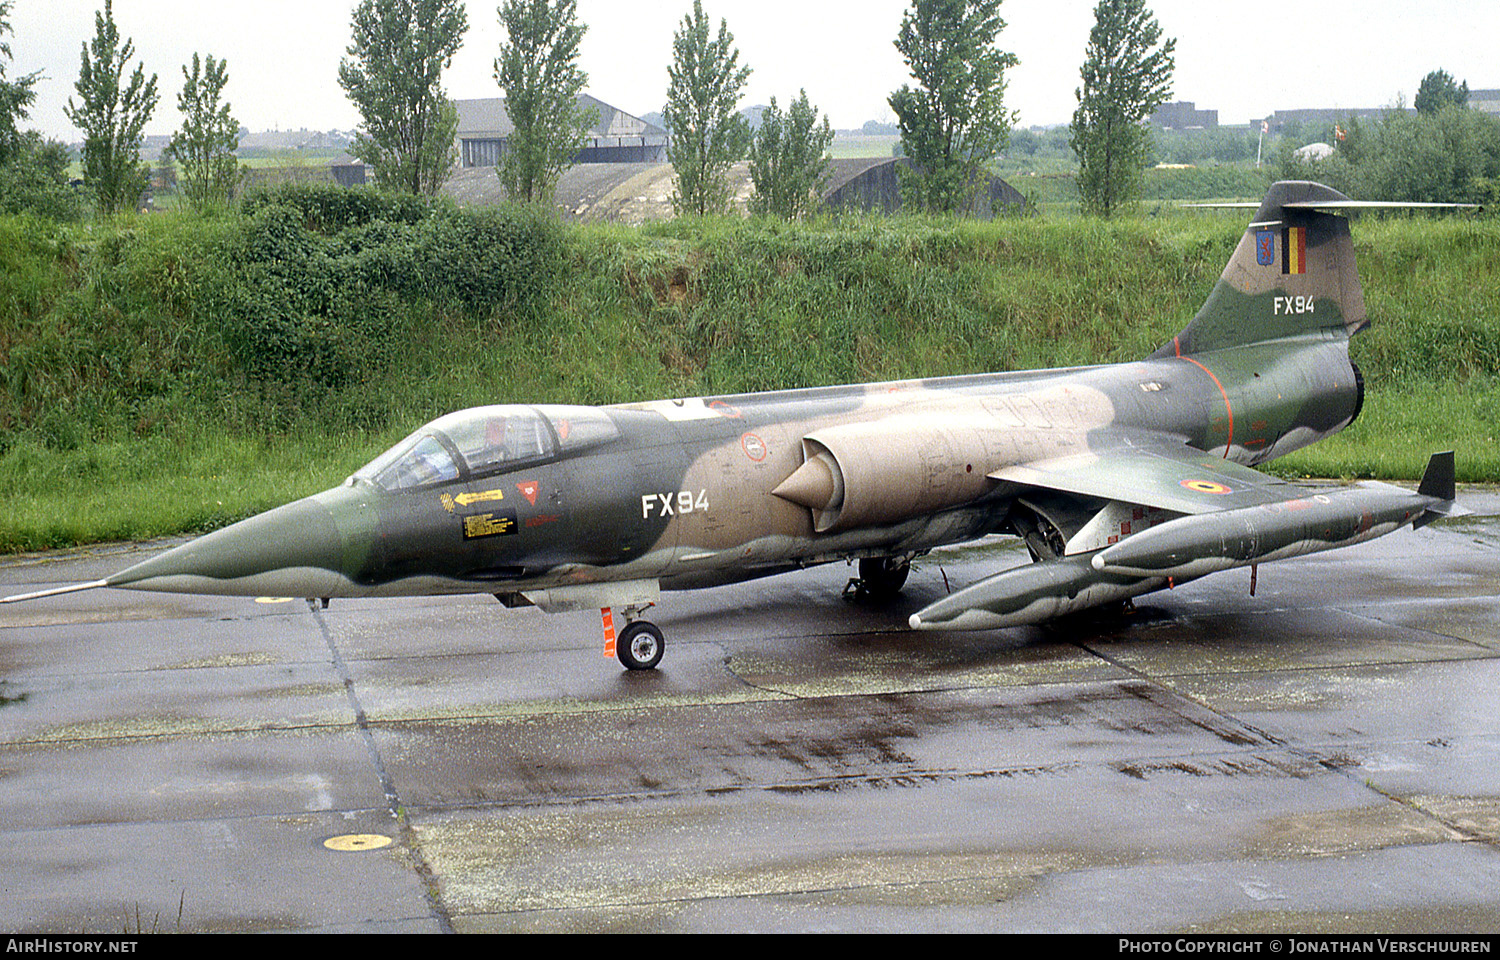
[990,431,1301,519]
[909,440,1459,631]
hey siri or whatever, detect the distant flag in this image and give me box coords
[1335,124,1346,142]
[1261,120,1269,134]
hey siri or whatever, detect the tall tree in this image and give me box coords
[664,1,751,216]
[1070,0,1175,218]
[888,0,1018,214]
[494,0,593,204]
[1414,69,1469,116]
[65,0,158,215]
[0,0,40,163]
[748,90,834,220]
[339,0,467,195]
[166,53,241,211]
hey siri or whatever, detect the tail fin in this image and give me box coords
[1151,181,1367,359]
[1417,450,1457,502]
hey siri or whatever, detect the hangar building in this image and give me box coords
[453,95,668,168]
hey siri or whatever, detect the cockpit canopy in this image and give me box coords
[354,405,620,492]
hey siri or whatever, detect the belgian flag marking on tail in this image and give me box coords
[1282,226,1307,275]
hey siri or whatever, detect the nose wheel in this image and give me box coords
[616,620,664,671]
[601,605,665,671]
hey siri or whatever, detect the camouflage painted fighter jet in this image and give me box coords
[2,181,1472,669]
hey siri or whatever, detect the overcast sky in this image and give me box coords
[8,0,1498,142]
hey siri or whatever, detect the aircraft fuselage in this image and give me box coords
[104,335,1361,605]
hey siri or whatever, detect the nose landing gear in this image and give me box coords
[602,604,664,671]
[616,620,665,671]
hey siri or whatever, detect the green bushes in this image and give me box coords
[216,190,565,429]
[233,184,563,315]
[1275,106,1500,207]
[0,134,82,222]
[6,185,564,442]
[5,201,1492,446]
[239,181,434,231]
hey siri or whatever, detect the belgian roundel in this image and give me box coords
[1180,479,1232,495]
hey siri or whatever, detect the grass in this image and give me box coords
[1272,377,1500,482]
[0,205,1495,553]
[828,134,901,159]
[0,430,365,552]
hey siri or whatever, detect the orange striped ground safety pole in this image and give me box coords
[601,607,616,659]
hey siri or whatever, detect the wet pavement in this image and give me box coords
[1,490,1497,933]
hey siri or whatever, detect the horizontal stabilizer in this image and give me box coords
[1186,200,1482,214]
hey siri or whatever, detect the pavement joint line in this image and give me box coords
[1073,639,1290,749]
[1088,627,1500,848]
[716,649,780,696]
[1063,652,1500,683]
[307,599,456,935]
[1335,605,1500,654]
[1311,753,1493,847]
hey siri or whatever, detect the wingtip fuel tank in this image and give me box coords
[908,556,1169,632]
[1090,452,1463,581]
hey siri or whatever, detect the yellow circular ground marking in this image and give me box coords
[256,596,296,604]
[323,834,393,852]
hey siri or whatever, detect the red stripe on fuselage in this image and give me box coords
[1172,345,1234,458]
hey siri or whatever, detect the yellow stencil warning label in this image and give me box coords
[462,510,518,540]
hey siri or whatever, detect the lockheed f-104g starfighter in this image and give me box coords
[3,181,1471,670]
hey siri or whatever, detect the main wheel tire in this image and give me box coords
[616,620,665,671]
[857,556,910,599]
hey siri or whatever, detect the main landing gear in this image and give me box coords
[603,604,664,671]
[603,557,914,671]
[843,555,912,601]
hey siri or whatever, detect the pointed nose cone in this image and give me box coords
[107,493,356,598]
[772,454,840,511]
[772,460,829,510]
